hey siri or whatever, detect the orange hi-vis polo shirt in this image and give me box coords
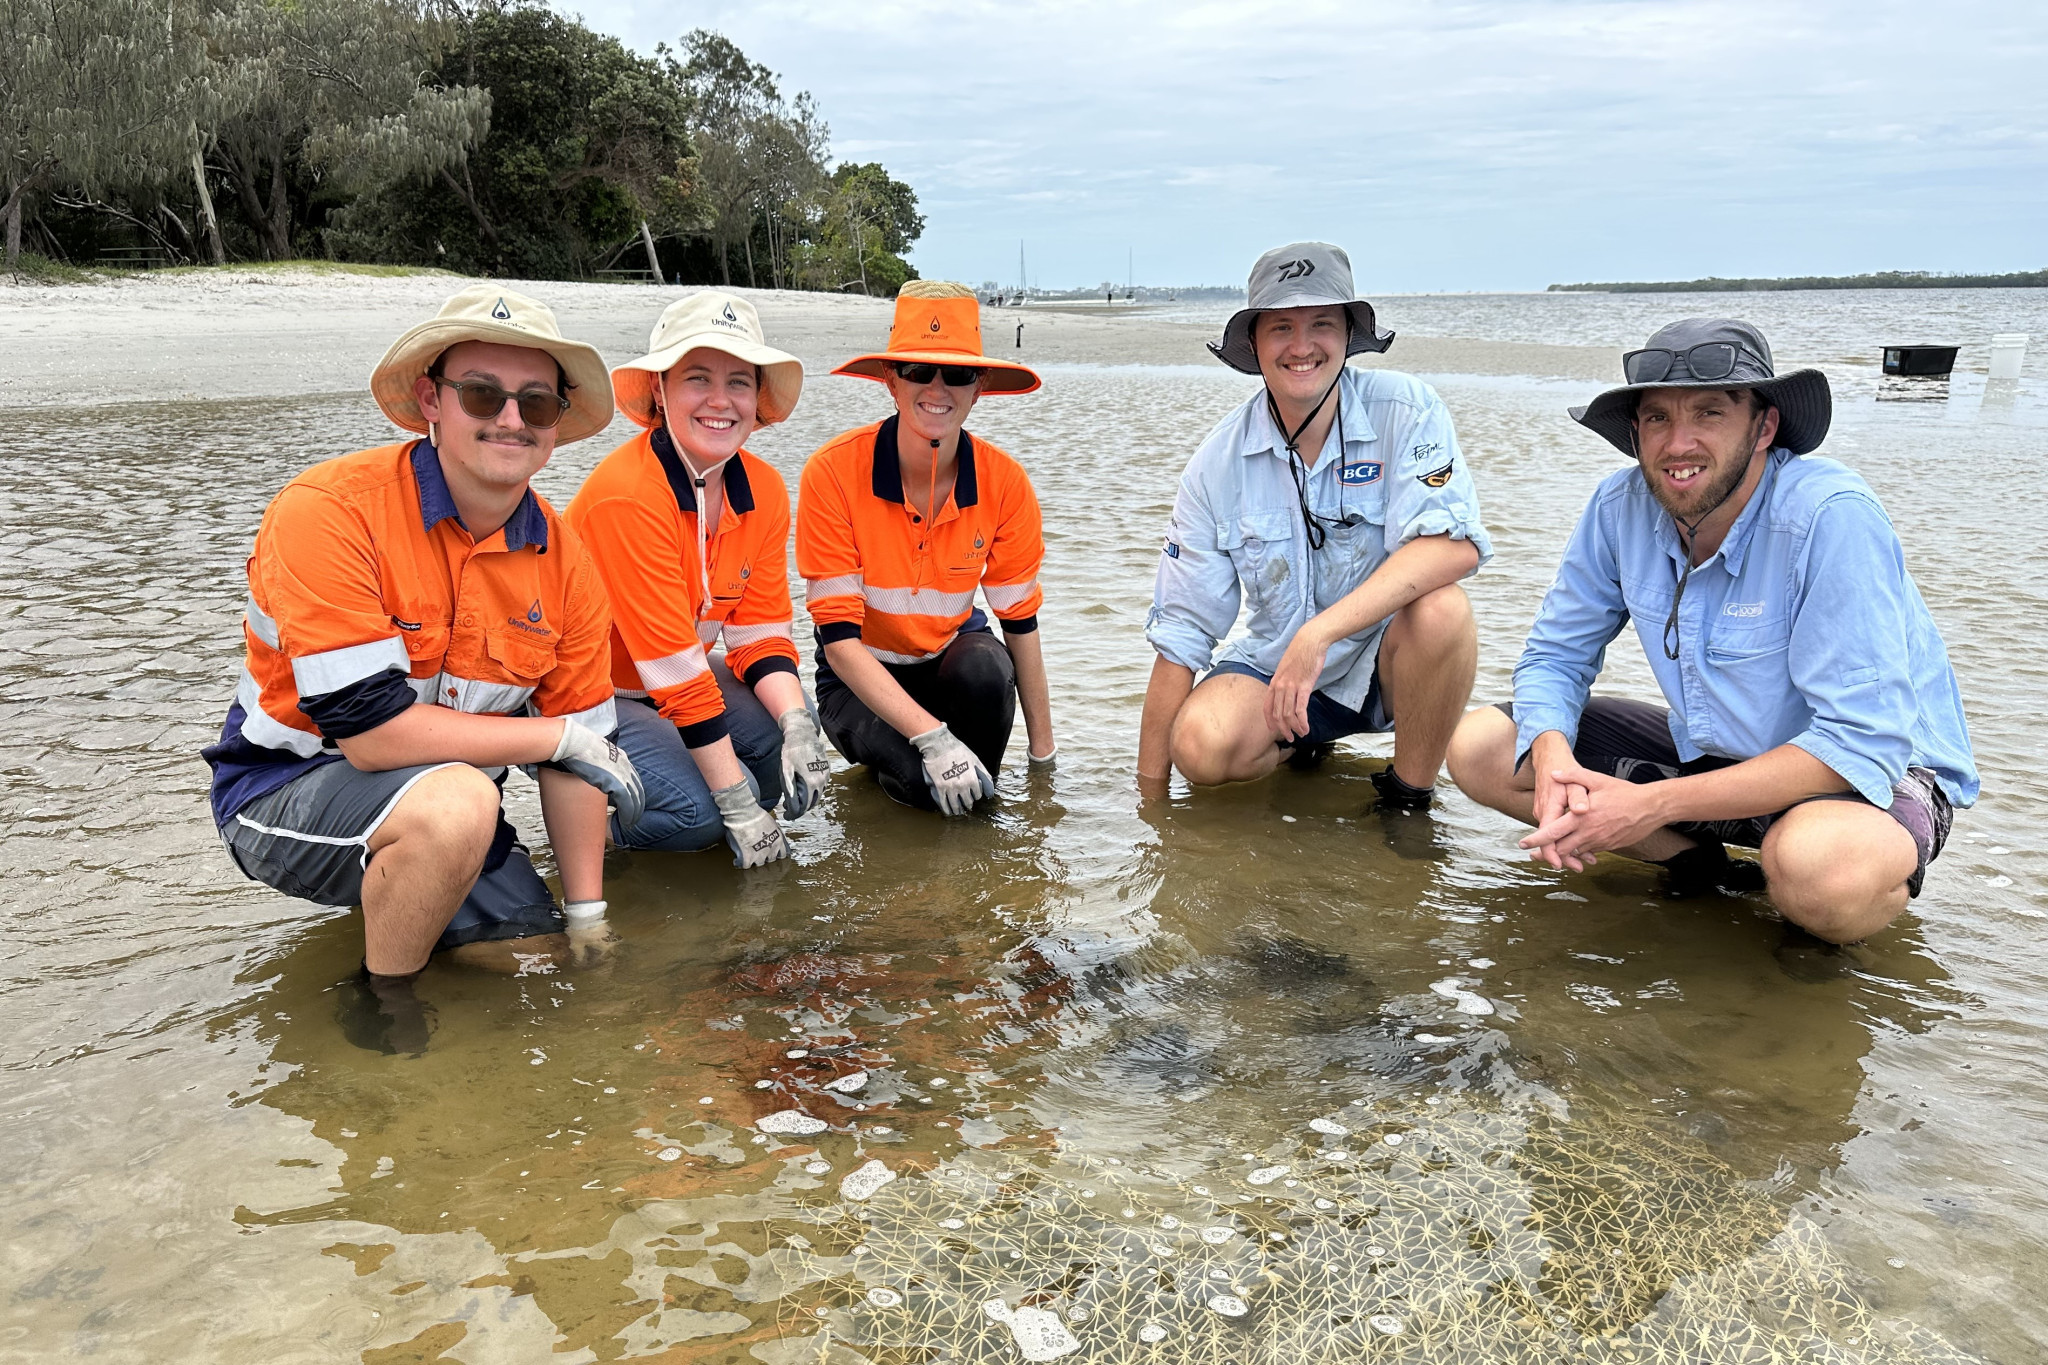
[565,427,799,746]
[202,440,617,826]
[796,416,1044,666]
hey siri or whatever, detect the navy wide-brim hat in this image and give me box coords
[1571,317,1832,457]
[1208,241,1395,375]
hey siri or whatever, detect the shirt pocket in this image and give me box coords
[1215,508,1298,611]
[1704,623,1791,672]
[485,626,557,682]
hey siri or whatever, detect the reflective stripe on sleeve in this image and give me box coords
[721,619,794,647]
[234,669,325,757]
[634,643,711,691]
[244,594,281,648]
[863,584,975,616]
[866,641,948,665]
[553,696,618,738]
[291,636,409,698]
[982,580,1040,612]
[434,675,536,715]
[805,573,863,603]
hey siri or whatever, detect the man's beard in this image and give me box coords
[1644,410,1765,525]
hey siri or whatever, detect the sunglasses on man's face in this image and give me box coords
[1622,342,1741,385]
[894,362,984,388]
[435,376,569,429]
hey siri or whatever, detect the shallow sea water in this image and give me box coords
[3,291,2046,1362]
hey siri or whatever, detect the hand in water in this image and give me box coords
[777,709,834,818]
[910,724,996,815]
[563,900,618,966]
[712,778,789,868]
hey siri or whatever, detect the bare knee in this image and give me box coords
[1763,819,1907,943]
[1169,705,1237,786]
[1391,583,1474,648]
[1446,706,1522,806]
[378,765,500,865]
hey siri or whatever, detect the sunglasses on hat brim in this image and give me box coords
[1621,342,1744,386]
[892,362,985,388]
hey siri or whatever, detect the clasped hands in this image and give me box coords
[1521,750,1670,873]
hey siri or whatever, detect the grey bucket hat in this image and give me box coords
[1208,241,1395,375]
[1571,317,1831,457]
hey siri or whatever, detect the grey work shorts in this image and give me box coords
[221,759,564,950]
[1500,696,1952,897]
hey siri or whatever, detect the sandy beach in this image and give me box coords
[0,267,1623,411]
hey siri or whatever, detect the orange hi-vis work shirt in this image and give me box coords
[202,440,617,826]
[796,416,1044,665]
[565,427,799,746]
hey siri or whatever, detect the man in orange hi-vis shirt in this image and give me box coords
[797,281,1055,814]
[568,292,833,867]
[201,287,644,1055]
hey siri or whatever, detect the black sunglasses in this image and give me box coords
[893,362,984,387]
[434,375,569,429]
[1622,342,1741,385]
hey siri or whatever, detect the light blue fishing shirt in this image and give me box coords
[1146,368,1492,712]
[1512,447,1977,808]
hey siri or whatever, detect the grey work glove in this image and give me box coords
[550,720,646,830]
[712,778,789,869]
[777,708,834,819]
[909,724,997,816]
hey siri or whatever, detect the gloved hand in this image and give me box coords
[909,724,996,815]
[563,899,618,966]
[712,778,789,868]
[777,709,834,819]
[549,721,646,830]
[1027,743,1058,770]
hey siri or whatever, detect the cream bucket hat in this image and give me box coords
[370,284,615,444]
[611,291,805,428]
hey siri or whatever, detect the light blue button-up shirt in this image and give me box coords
[1146,368,1492,712]
[1512,448,1977,808]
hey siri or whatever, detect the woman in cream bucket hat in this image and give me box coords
[565,290,831,869]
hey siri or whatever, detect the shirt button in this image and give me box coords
[460,614,474,626]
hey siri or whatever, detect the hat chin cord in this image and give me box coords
[1637,409,1768,661]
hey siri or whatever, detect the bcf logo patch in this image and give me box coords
[1339,461,1383,486]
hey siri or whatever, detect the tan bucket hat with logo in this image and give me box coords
[370,284,615,444]
[611,291,805,428]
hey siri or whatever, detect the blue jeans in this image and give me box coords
[610,659,786,852]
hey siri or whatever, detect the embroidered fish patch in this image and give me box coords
[1418,462,1456,488]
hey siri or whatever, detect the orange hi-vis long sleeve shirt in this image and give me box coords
[796,416,1044,665]
[202,440,617,826]
[566,427,799,746]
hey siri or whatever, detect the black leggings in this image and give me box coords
[816,629,1017,810]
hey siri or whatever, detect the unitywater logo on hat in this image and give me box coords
[491,297,512,321]
[714,301,742,330]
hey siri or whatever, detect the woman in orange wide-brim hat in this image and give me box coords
[794,281,1055,816]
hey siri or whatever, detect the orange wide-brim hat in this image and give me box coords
[832,294,1041,394]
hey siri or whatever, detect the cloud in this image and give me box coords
[564,0,2048,289]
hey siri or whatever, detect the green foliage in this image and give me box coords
[4,250,96,284]
[1551,269,2048,292]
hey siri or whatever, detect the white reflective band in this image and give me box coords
[554,697,618,738]
[234,669,325,757]
[291,636,409,697]
[863,584,975,616]
[614,686,650,699]
[866,642,947,665]
[407,674,440,703]
[982,580,1039,612]
[721,619,794,647]
[697,619,723,645]
[805,574,863,603]
[244,593,280,648]
[634,644,710,691]
[430,674,536,715]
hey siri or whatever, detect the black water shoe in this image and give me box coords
[1369,764,1435,812]
[336,963,436,1057]
[1656,842,1767,899]
[1284,741,1335,771]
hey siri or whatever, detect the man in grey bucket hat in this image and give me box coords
[1448,318,1978,943]
[1140,242,1491,813]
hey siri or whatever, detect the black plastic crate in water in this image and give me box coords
[1883,345,1960,377]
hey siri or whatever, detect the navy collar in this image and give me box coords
[650,425,756,517]
[411,439,549,552]
[871,415,979,508]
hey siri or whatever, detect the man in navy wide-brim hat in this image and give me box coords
[1447,317,1977,943]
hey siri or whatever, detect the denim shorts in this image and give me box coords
[1208,658,1392,748]
[1500,696,1952,897]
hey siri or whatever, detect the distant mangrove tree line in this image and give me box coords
[1550,270,2048,293]
[1,0,923,290]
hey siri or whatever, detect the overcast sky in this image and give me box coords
[563,0,2047,292]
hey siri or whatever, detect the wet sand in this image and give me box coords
[0,267,1622,411]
